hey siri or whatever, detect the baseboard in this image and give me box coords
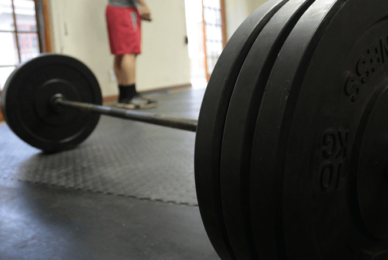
[103,83,192,105]
[0,91,3,122]
[141,83,192,94]
[103,95,119,105]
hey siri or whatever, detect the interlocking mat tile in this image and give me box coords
[0,89,204,205]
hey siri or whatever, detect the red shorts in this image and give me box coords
[106,6,142,55]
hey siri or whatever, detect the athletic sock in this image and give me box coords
[118,84,137,102]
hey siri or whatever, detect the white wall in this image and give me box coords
[224,0,268,40]
[249,0,269,11]
[48,0,191,97]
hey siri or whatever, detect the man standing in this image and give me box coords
[106,0,157,109]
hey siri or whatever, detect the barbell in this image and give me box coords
[1,53,199,152]
[2,0,388,259]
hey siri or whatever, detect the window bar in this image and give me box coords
[220,0,227,47]
[41,0,52,52]
[0,30,39,33]
[11,0,22,64]
[202,0,210,81]
[35,0,45,53]
[203,6,220,11]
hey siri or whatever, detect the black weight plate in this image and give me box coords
[219,0,315,259]
[1,54,102,152]
[250,0,343,259]
[251,0,388,259]
[194,0,286,259]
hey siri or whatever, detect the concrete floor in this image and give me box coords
[0,88,220,260]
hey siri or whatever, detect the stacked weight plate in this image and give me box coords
[196,0,388,259]
[220,0,315,259]
[195,1,286,259]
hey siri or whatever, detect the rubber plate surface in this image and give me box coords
[219,0,315,259]
[250,0,388,259]
[1,54,102,152]
[194,0,286,259]
[250,1,342,259]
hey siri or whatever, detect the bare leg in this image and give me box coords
[113,54,158,109]
[114,54,137,85]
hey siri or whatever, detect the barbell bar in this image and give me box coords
[52,94,197,133]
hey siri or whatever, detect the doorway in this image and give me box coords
[185,0,226,89]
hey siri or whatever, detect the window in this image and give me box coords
[0,0,41,90]
[202,0,226,81]
[185,0,226,86]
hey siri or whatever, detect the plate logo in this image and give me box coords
[320,129,349,191]
[345,36,388,102]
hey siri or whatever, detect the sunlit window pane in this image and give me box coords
[0,0,40,90]
[0,32,19,65]
[18,32,39,62]
[0,66,16,90]
[204,8,221,26]
[0,0,15,31]
[14,0,37,32]
[203,0,223,77]
[207,0,220,9]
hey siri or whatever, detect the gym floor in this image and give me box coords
[0,88,220,260]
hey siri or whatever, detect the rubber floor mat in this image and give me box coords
[0,89,204,206]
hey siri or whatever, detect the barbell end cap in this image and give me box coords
[50,93,65,112]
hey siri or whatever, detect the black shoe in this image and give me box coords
[115,94,158,109]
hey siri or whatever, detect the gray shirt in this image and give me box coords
[109,0,137,8]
